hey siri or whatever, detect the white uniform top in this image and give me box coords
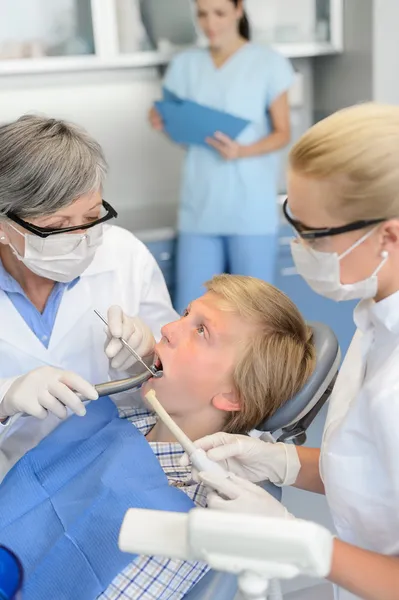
[0,225,178,479]
[321,291,399,600]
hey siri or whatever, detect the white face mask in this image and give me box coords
[7,224,103,283]
[291,228,389,302]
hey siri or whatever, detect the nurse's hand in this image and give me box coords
[0,367,98,420]
[180,432,301,486]
[200,471,293,518]
[206,131,242,160]
[105,306,155,371]
[149,106,164,131]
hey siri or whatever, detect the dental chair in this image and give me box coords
[183,321,340,600]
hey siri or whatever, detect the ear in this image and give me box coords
[381,220,399,252]
[236,3,244,19]
[212,390,241,413]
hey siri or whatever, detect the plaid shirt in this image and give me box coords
[97,408,209,600]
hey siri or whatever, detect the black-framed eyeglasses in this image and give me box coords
[6,199,118,238]
[283,198,385,240]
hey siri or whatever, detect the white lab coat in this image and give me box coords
[320,292,399,600]
[0,225,178,478]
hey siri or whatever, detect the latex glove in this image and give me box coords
[200,472,294,518]
[0,367,98,420]
[104,306,155,371]
[180,432,301,486]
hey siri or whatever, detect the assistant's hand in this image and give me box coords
[104,306,155,371]
[180,432,301,486]
[206,131,243,160]
[0,367,98,420]
[149,106,164,131]
[200,471,294,518]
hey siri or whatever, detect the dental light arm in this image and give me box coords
[119,508,334,600]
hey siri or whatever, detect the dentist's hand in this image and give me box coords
[0,367,98,420]
[181,433,301,486]
[200,472,293,518]
[104,306,155,371]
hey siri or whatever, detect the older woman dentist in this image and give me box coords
[188,104,399,600]
[0,115,177,478]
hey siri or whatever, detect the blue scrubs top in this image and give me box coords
[164,43,294,236]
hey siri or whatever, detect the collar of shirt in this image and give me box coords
[354,290,399,363]
[355,290,399,336]
[130,409,197,488]
[0,258,79,295]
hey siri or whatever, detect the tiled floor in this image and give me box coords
[285,583,334,599]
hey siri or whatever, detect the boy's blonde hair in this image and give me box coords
[289,102,399,222]
[205,275,316,434]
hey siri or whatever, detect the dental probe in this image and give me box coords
[145,389,228,476]
[94,310,162,379]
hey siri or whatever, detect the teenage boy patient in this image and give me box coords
[100,274,316,600]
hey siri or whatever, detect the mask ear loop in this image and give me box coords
[364,249,389,281]
[338,227,377,261]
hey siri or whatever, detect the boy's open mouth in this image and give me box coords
[153,352,163,374]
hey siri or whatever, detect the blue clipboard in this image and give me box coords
[156,92,250,147]
[162,86,182,103]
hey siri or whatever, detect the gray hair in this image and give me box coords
[0,114,108,219]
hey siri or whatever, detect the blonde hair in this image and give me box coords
[205,275,316,434]
[289,102,399,221]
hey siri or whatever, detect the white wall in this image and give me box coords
[373,0,399,103]
[314,0,399,120]
[0,69,185,224]
[0,58,311,230]
[313,0,373,121]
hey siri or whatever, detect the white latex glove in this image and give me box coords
[180,432,301,486]
[200,471,294,518]
[0,367,98,420]
[104,306,155,371]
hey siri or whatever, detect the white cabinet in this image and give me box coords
[0,0,343,75]
[246,0,343,56]
[0,0,95,59]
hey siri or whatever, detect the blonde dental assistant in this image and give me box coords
[149,0,293,314]
[0,115,177,479]
[188,104,399,600]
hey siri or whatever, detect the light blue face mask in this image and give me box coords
[291,228,389,302]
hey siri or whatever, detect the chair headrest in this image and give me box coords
[258,322,340,433]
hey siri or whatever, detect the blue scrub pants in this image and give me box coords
[175,233,278,315]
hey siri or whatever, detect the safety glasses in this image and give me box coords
[6,200,118,239]
[283,198,385,240]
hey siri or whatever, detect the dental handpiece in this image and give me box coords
[94,309,163,380]
[145,390,228,477]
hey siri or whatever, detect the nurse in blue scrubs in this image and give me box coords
[150,0,294,313]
